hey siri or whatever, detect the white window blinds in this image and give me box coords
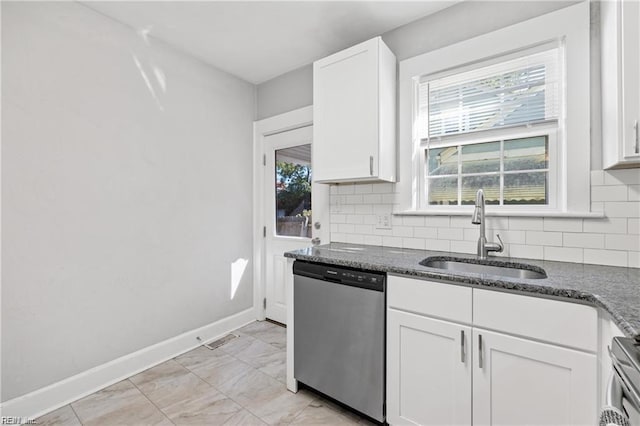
[418,47,562,139]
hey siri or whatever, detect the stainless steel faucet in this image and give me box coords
[471,189,504,259]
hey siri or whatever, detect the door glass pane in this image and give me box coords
[275,144,312,237]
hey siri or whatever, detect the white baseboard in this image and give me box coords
[0,308,256,420]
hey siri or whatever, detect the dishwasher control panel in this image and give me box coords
[293,261,386,292]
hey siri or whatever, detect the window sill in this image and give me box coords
[395,209,605,218]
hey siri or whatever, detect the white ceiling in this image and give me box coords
[83,1,457,84]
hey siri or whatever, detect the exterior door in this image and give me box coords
[472,328,597,426]
[263,125,327,324]
[387,309,472,426]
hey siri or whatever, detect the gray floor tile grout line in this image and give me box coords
[127,378,176,425]
[68,402,83,425]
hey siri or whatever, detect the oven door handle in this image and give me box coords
[606,370,625,410]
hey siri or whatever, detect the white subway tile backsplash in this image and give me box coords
[584,249,627,267]
[354,184,373,194]
[354,204,373,215]
[509,217,544,231]
[346,215,364,224]
[345,195,363,204]
[485,217,509,230]
[331,214,346,223]
[363,235,383,246]
[544,246,583,263]
[337,184,355,195]
[327,168,640,268]
[592,185,628,201]
[603,169,640,186]
[414,227,438,239]
[509,244,543,260]
[371,182,394,193]
[392,226,414,238]
[606,234,640,251]
[491,229,526,245]
[450,216,477,229]
[346,234,365,244]
[424,238,450,252]
[543,218,583,232]
[338,223,355,234]
[450,240,476,254]
[403,238,426,250]
[362,194,382,204]
[373,204,393,214]
[563,232,605,249]
[382,236,403,247]
[354,224,373,234]
[438,227,464,240]
[583,217,627,234]
[381,193,398,204]
[526,231,563,246]
[425,216,450,228]
[332,232,347,243]
[363,215,376,225]
[402,216,426,227]
[605,201,640,218]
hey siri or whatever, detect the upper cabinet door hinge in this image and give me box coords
[263,154,266,166]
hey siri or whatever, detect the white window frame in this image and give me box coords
[397,1,591,217]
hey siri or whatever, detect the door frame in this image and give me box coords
[253,106,313,321]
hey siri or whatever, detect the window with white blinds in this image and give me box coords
[418,47,562,140]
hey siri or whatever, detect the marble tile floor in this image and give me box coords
[36,321,371,425]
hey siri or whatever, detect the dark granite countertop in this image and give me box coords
[284,243,640,340]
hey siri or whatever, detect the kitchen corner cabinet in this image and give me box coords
[312,37,396,183]
[602,0,640,169]
[387,275,598,426]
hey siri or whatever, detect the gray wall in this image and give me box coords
[256,1,575,120]
[256,64,313,120]
[2,2,255,401]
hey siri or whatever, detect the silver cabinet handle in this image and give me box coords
[478,334,483,369]
[369,155,374,176]
[311,237,321,245]
[634,120,639,154]
[460,330,465,363]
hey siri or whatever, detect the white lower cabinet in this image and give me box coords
[472,329,597,426]
[386,275,598,426]
[387,309,471,425]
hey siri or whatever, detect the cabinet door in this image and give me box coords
[622,0,640,160]
[313,38,379,182]
[473,329,597,426]
[387,309,471,425]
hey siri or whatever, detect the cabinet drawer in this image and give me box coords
[473,289,597,352]
[388,275,472,324]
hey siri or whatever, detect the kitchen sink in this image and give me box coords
[420,257,547,280]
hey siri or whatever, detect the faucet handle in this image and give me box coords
[495,234,504,252]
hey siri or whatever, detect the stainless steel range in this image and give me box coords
[604,336,640,426]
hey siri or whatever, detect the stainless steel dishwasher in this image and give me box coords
[293,260,386,423]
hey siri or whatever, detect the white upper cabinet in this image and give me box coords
[313,37,396,183]
[602,0,640,169]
